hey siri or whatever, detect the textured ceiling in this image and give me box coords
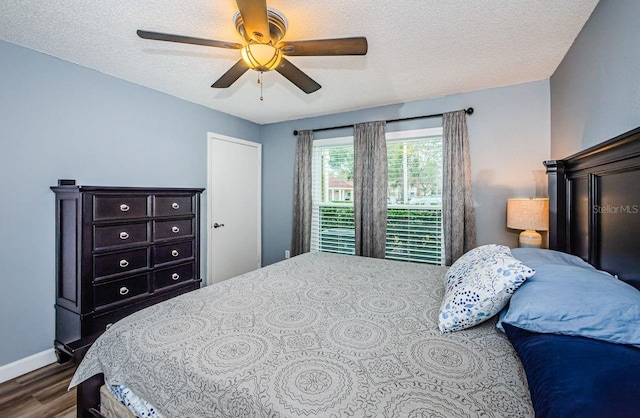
[0,0,598,124]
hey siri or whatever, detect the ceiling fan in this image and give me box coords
[137,0,368,95]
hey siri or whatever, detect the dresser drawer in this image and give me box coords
[92,282,199,334]
[92,304,142,334]
[154,240,193,266]
[94,273,150,308]
[94,195,149,220]
[154,219,193,240]
[154,263,194,290]
[154,195,194,217]
[94,248,150,279]
[94,222,149,250]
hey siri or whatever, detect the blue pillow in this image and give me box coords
[501,263,640,347]
[510,248,594,270]
[504,323,640,418]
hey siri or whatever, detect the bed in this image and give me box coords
[71,251,533,417]
[70,126,640,417]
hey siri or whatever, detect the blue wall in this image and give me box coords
[261,80,551,266]
[550,0,640,158]
[0,39,260,367]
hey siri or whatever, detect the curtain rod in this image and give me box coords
[292,107,474,136]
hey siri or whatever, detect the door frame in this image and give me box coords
[206,132,262,286]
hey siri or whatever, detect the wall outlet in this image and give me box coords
[285,250,290,259]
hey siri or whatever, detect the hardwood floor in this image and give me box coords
[0,361,77,418]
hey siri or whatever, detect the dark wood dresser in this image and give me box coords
[51,183,205,361]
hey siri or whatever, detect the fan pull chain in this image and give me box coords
[258,71,264,101]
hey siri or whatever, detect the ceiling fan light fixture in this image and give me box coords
[241,43,282,72]
[137,0,367,94]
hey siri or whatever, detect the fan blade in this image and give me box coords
[279,37,368,56]
[211,60,251,88]
[235,0,271,43]
[276,58,321,94]
[137,30,242,50]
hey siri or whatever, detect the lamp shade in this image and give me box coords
[507,198,549,231]
[241,43,282,72]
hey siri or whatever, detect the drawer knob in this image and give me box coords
[120,204,130,212]
[171,249,179,257]
[119,286,129,296]
[119,231,129,240]
[171,273,180,281]
[106,323,113,330]
[119,259,129,268]
[172,226,180,233]
[172,202,180,210]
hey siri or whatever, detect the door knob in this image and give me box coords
[213,223,225,229]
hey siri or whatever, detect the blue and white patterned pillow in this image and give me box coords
[438,252,535,333]
[445,244,511,284]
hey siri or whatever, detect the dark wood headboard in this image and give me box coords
[545,126,640,290]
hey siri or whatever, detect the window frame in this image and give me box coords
[311,127,444,265]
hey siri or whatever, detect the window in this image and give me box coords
[310,128,444,265]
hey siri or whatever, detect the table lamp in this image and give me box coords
[507,198,549,248]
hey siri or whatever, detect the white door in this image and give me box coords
[207,133,261,285]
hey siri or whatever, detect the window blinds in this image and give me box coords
[311,133,444,265]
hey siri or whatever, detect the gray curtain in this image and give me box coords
[443,110,477,265]
[353,121,388,258]
[291,130,313,256]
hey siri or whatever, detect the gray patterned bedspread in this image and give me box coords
[71,252,533,417]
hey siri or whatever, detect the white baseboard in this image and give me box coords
[0,349,57,384]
